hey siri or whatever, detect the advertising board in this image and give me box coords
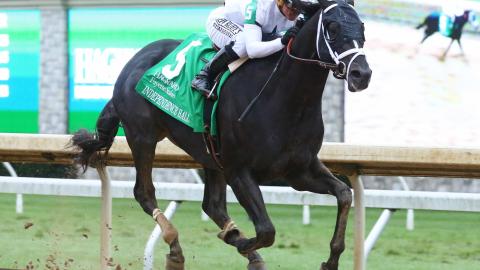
[0,10,40,133]
[68,7,213,133]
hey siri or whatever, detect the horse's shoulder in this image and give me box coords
[233,51,283,76]
[223,51,282,96]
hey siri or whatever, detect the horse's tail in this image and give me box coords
[70,100,120,172]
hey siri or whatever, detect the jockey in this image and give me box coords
[191,0,301,97]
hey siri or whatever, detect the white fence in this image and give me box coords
[2,177,479,212]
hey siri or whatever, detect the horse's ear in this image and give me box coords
[346,0,355,6]
[315,0,330,9]
[316,0,335,9]
[291,0,323,17]
[291,0,321,10]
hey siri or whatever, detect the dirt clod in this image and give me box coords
[24,222,34,229]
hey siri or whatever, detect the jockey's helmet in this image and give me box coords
[276,0,294,9]
[276,0,300,20]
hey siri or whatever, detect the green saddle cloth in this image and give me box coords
[439,13,453,37]
[135,33,230,135]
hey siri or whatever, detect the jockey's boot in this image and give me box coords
[191,43,239,100]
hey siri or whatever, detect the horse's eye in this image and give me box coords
[326,22,339,41]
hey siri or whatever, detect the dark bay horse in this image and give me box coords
[70,0,371,269]
[416,10,479,59]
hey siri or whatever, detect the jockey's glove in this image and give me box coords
[281,26,300,45]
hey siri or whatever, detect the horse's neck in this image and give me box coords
[276,60,328,102]
[455,14,469,26]
[262,55,329,134]
[270,20,330,112]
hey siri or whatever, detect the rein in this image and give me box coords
[286,38,339,71]
[237,53,285,122]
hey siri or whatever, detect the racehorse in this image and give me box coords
[70,0,371,269]
[416,10,479,59]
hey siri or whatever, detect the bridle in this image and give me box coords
[286,3,365,80]
[287,39,338,70]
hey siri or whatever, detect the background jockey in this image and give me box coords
[440,3,479,37]
[192,0,301,97]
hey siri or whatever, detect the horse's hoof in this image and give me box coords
[165,254,184,270]
[248,260,267,270]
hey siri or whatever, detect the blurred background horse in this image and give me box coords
[416,9,479,60]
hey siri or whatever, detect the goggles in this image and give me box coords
[285,1,300,13]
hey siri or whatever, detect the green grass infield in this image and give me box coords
[0,194,478,269]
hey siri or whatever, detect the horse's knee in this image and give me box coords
[256,224,276,248]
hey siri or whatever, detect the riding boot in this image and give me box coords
[191,42,239,100]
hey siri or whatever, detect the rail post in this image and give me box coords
[351,173,365,270]
[2,162,22,213]
[97,165,112,270]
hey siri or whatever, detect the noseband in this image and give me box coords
[286,3,365,80]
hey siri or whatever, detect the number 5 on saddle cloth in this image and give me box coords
[135,33,244,167]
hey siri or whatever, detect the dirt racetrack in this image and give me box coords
[345,20,480,148]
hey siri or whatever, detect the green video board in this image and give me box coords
[68,7,214,133]
[0,10,40,133]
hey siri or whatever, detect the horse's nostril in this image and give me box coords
[351,70,361,78]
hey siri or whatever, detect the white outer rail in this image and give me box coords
[1,177,479,212]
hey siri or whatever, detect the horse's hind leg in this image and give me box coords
[125,128,184,270]
[287,161,352,270]
[440,39,454,61]
[202,168,266,270]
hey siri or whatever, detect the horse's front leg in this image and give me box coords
[127,132,184,270]
[202,168,266,270]
[287,160,352,270]
[457,39,465,55]
[225,169,276,255]
[440,39,455,61]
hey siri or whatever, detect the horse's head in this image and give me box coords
[466,10,480,29]
[294,0,372,92]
